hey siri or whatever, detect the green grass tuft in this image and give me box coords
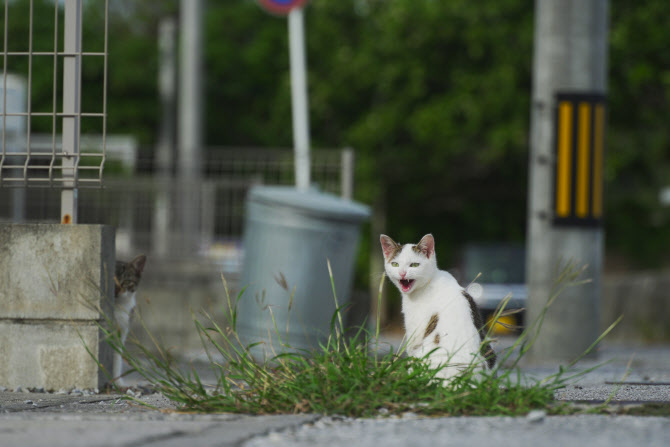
[95,261,618,417]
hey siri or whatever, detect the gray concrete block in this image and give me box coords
[0,223,115,320]
[0,320,112,390]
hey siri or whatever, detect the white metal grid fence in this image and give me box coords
[0,0,108,190]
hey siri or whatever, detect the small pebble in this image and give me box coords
[56,389,68,395]
[14,386,22,393]
[409,402,429,408]
[126,389,142,398]
[312,419,328,429]
[267,432,283,442]
[526,410,546,423]
[23,400,33,405]
[0,386,7,392]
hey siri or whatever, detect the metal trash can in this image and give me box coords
[237,186,370,357]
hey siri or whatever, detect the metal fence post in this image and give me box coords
[340,147,354,200]
[200,180,215,249]
[61,0,82,224]
[178,0,203,253]
[153,17,177,256]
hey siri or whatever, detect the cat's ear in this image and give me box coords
[130,254,147,273]
[416,234,435,259]
[380,234,401,261]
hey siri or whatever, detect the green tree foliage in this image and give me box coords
[308,1,533,262]
[202,0,533,265]
[607,1,670,265]
[3,0,670,266]
[80,0,177,149]
[204,1,291,146]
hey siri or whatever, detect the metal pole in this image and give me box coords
[153,17,177,257]
[288,7,310,191]
[178,0,203,253]
[156,17,177,178]
[526,0,609,362]
[61,0,82,224]
[340,147,354,200]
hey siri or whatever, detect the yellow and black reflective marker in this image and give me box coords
[553,92,606,226]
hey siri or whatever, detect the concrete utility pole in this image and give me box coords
[178,0,203,254]
[526,0,609,362]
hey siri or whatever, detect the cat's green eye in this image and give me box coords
[391,262,399,267]
[410,263,420,267]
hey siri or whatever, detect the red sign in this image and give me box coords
[258,0,308,16]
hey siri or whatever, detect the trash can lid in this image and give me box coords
[248,186,370,222]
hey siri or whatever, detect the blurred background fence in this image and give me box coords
[0,146,354,274]
[0,0,360,356]
[1,144,356,355]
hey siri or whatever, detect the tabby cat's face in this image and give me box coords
[114,254,146,296]
[380,234,437,295]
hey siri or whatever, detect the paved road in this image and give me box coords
[1,342,669,447]
[246,414,670,447]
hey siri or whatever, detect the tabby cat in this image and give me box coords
[112,254,146,386]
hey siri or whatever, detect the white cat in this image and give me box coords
[112,254,146,387]
[380,234,495,382]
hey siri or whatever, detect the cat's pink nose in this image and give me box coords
[400,270,407,278]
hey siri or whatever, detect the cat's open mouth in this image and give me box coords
[399,279,415,292]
